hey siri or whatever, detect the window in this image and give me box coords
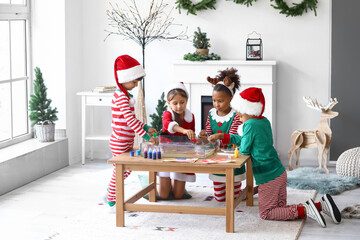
[0,1,31,148]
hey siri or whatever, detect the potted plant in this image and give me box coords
[193,27,210,55]
[29,67,58,142]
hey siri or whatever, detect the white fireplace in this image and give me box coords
[170,60,277,145]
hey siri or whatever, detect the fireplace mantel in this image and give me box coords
[170,60,277,145]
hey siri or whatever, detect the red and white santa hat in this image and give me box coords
[166,82,189,98]
[237,87,265,118]
[114,55,146,88]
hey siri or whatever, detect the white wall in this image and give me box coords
[32,0,66,129]
[62,0,331,164]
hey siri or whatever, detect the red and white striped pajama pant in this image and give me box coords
[107,134,134,204]
[258,171,301,220]
[213,181,242,201]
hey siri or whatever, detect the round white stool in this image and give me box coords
[336,147,360,177]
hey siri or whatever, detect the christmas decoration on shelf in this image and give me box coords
[246,31,263,60]
[175,0,318,17]
[193,27,210,55]
[183,52,221,61]
[149,92,168,132]
[175,0,216,15]
[29,67,58,142]
[183,27,221,61]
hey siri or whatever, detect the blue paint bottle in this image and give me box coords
[157,147,161,159]
[148,147,153,159]
[152,151,156,160]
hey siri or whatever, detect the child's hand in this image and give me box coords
[197,130,209,144]
[148,128,157,136]
[199,129,207,137]
[208,133,224,142]
[148,136,159,145]
[183,129,196,140]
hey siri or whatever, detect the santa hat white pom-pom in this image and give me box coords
[129,97,136,106]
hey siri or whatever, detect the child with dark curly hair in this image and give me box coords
[199,68,244,201]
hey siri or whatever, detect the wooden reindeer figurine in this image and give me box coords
[288,97,338,173]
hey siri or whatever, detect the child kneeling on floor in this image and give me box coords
[208,87,341,227]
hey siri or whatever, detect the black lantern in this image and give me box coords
[246,31,262,60]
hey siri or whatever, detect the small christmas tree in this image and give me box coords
[193,27,210,49]
[149,92,167,132]
[29,67,58,127]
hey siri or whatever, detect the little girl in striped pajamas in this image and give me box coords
[107,55,158,207]
[208,87,342,227]
[199,68,244,202]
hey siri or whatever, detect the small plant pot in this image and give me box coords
[34,120,55,142]
[196,49,209,56]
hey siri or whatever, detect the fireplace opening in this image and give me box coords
[201,96,213,130]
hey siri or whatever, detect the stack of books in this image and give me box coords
[93,86,117,93]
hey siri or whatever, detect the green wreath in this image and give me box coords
[270,0,318,17]
[176,0,318,17]
[175,0,217,15]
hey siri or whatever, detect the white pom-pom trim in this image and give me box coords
[236,97,263,116]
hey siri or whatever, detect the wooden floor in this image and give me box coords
[0,159,359,240]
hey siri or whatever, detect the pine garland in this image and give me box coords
[176,0,318,17]
[184,52,221,61]
[29,67,58,127]
[270,0,318,17]
[149,92,168,132]
[175,0,217,15]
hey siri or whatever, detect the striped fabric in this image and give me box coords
[205,113,241,136]
[213,181,242,202]
[107,90,147,204]
[258,171,300,220]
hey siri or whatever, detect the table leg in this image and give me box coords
[81,96,86,165]
[115,164,125,227]
[246,159,254,206]
[225,168,235,233]
[149,171,157,202]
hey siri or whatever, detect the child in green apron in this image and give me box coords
[199,68,245,201]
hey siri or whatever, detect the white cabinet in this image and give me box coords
[77,91,113,164]
[170,60,277,145]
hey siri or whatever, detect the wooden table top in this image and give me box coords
[108,151,250,169]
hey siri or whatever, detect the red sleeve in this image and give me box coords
[115,92,146,137]
[223,133,231,144]
[229,114,242,135]
[162,111,173,132]
[205,115,213,136]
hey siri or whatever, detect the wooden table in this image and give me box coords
[108,152,254,233]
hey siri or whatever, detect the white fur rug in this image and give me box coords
[47,173,316,240]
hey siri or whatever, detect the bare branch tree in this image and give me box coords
[105,0,187,92]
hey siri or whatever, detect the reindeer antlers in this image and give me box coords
[207,76,218,86]
[303,96,338,112]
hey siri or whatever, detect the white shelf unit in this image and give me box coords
[77,91,113,164]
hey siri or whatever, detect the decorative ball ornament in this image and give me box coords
[336,147,360,178]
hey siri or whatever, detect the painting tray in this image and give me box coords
[140,135,219,159]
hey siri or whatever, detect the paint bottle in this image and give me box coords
[234,147,239,158]
[136,150,141,156]
[157,147,161,159]
[152,151,157,160]
[130,151,134,157]
[144,148,148,158]
[148,147,153,159]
